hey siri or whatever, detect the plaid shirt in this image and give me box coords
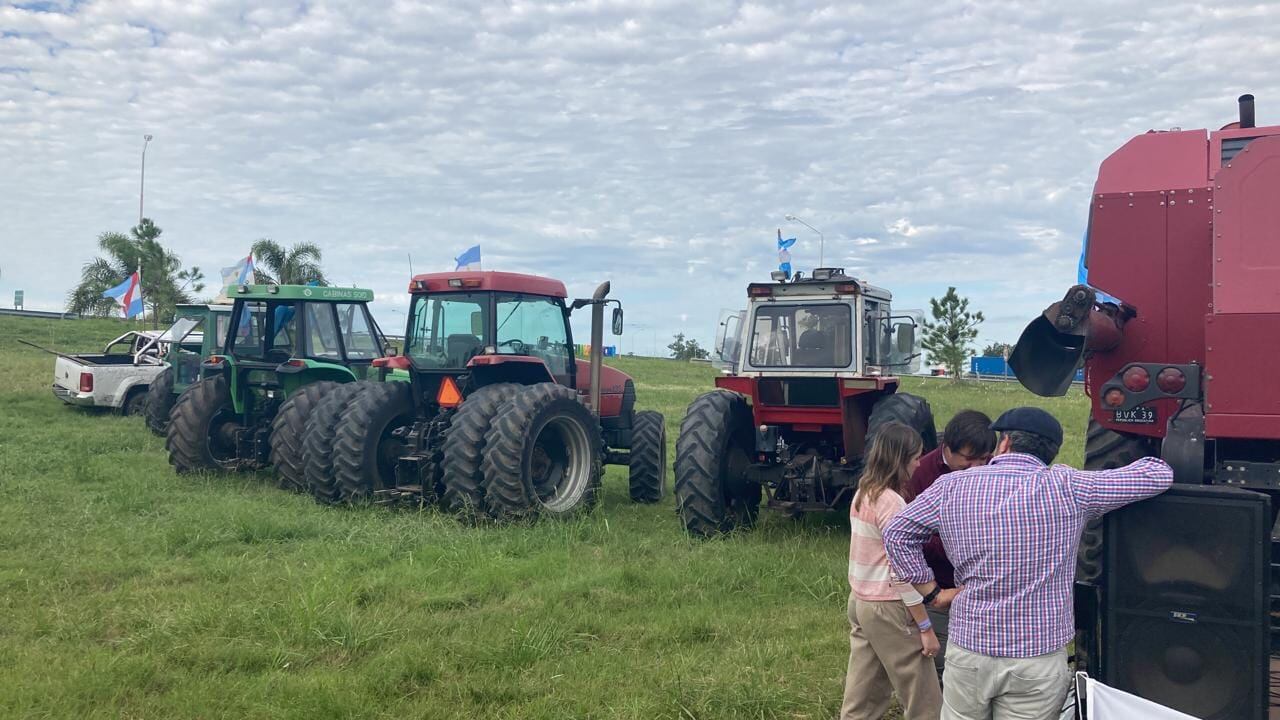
[882,452,1173,658]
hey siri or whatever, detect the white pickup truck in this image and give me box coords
[50,324,202,415]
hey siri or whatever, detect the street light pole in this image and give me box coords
[785,214,825,267]
[139,134,153,224]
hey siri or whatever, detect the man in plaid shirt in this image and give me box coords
[883,407,1172,719]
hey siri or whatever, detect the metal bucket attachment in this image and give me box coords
[1009,285,1126,397]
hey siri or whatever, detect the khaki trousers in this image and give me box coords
[841,594,943,720]
[940,643,1070,720]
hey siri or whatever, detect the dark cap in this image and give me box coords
[991,407,1063,446]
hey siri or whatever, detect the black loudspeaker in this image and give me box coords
[1102,484,1271,720]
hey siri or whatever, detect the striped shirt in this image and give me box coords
[882,453,1173,658]
[849,488,923,605]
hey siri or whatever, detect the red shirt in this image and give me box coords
[904,446,956,589]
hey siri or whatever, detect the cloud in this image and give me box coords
[2,0,1279,351]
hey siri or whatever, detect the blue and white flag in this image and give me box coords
[455,244,481,271]
[777,229,797,278]
[221,252,255,288]
[102,270,144,319]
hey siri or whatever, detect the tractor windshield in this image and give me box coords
[226,301,297,362]
[406,292,490,369]
[749,303,853,368]
[494,293,573,383]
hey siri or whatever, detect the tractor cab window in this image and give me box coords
[495,294,572,382]
[336,303,383,360]
[305,303,342,360]
[749,303,853,368]
[406,292,490,369]
[228,301,298,362]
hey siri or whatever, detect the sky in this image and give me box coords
[2,0,1279,356]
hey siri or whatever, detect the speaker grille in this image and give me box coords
[1103,484,1270,720]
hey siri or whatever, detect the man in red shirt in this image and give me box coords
[905,409,995,678]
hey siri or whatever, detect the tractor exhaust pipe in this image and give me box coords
[1239,94,1256,129]
[1008,285,1129,396]
[588,281,611,415]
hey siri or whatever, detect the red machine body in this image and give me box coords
[1077,117,1280,441]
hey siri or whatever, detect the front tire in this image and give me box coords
[144,368,175,434]
[674,390,758,537]
[481,383,603,521]
[269,381,340,492]
[331,382,415,502]
[628,410,667,503]
[166,375,237,474]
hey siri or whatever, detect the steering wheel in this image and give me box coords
[499,339,527,354]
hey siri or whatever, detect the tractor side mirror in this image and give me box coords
[895,322,915,353]
[470,311,484,337]
[612,307,624,335]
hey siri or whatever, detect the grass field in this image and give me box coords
[0,315,1088,719]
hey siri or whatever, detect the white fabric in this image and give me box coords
[1084,675,1198,720]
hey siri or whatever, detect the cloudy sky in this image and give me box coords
[3,1,1278,355]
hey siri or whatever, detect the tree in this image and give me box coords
[251,238,327,285]
[66,219,205,326]
[668,333,710,361]
[920,287,984,378]
[980,341,1013,358]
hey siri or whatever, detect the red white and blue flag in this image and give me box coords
[101,270,144,319]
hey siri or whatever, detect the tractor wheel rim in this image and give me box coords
[531,415,591,512]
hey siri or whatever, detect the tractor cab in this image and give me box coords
[201,285,387,444]
[714,268,922,377]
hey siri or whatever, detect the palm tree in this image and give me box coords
[67,219,204,325]
[250,239,328,286]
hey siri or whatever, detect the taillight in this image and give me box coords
[284,359,306,368]
[1156,367,1187,394]
[1103,388,1125,407]
[1122,366,1150,392]
[834,283,858,295]
[79,372,93,393]
[748,286,772,297]
[207,355,225,365]
[436,376,463,408]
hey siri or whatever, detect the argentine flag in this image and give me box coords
[455,244,481,271]
[102,270,144,319]
[221,253,255,287]
[777,229,796,278]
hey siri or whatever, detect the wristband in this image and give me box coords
[917,618,933,632]
[921,586,941,607]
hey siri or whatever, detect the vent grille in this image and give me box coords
[1222,136,1258,165]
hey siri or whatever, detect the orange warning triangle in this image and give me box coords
[437,376,463,408]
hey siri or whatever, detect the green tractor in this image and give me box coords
[144,302,235,436]
[165,284,395,489]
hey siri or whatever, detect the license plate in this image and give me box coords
[1113,406,1156,424]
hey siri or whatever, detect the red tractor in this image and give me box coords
[675,267,934,536]
[303,271,666,521]
[1009,95,1280,716]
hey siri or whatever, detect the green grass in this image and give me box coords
[0,315,1088,719]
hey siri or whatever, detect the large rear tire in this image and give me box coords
[269,381,340,492]
[628,410,667,503]
[481,383,603,521]
[866,391,938,452]
[166,375,238,474]
[303,382,369,504]
[144,367,176,436]
[332,382,415,502]
[1079,419,1156,582]
[674,390,759,537]
[439,383,520,516]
